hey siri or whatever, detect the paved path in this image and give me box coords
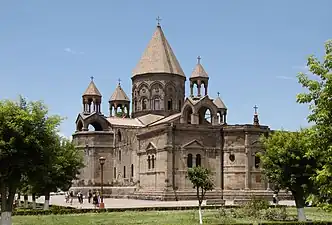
[21,195,296,209]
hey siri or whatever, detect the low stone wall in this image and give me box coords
[70,187,292,202]
[70,186,137,198]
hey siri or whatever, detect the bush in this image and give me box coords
[242,196,270,218]
[259,207,288,221]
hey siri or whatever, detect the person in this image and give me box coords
[69,190,74,204]
[79,192,84,204]
[88,190,93,203]
[93,193,99,209]
[65,192,69,203]
[272,191,279,206]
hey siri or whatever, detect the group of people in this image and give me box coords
[64,190,102,208]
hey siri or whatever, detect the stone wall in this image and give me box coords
[72,131,114,186]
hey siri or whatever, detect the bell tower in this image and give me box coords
[82,76,102,115]
[189,56,209,97]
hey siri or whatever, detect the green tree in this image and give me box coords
[187,166,214,225]
[29,135,84,210]
[0,97,61,225]
[297,40,332,209]
[259,130,317,221]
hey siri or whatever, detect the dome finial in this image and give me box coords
[90,76,94,81]
[217,91,220,97]
[253,105,258,115]
[156,16,162,26]
[197,56,201,64]
[118,78,122,86]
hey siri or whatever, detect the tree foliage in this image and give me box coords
[259,130,317,221]
[0,97,62,215]
[187,166,214,205]
[296,40,332,206]
[30,136,84,197]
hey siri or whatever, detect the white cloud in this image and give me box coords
[276,75,296,80]
[64,47,84,55]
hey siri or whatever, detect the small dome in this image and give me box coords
[213,96,227,109]
[109,84,130,102]
[190,57,208,79]
[83,77,102,97]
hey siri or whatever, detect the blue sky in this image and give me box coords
[0,1,331,137]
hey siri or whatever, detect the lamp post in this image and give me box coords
[99,156,106,209]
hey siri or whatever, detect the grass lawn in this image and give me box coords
[11,207,332,225]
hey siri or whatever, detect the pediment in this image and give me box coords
[182,139,204,149]
[146,142,157,150]
[146,142,157,154]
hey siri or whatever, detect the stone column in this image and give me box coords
[190,84,194,97]
[244,132,250,190]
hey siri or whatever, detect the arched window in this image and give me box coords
[118,130,122,142]
[255,155,260,168]
[143,98,148,110]
[196,154,201,167]
[131,164,134,177]
[153,98,160,110]
[123,166,126,178]
[187,154,193,168]
[118,150,121,161]
[134,99,137,111]
[229,153,235,162]
[113,167,116,179]
[178,100,182,110]
[167,99,173,110]
[148,155,151,169]
[152,155,155,169]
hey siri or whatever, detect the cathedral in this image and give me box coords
[72,23,275,201]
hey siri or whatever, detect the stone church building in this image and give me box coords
[72,23,274,200]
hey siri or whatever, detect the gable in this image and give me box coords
[182,139,204,149]
[146,142,157,154]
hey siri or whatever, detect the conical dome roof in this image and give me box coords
[190,57,208,78]
[213,96,227,109]
[83,77,102,97]
[109,83,130,102]
[132,25,185,78]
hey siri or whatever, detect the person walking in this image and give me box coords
[88,190,93,203]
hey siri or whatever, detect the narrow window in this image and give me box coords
[154,98,160,110]
[113,167,116,179]
[152,155,155,169]
[178,100,182,110]
[134,99,137,111]
[187,154,193,168]
[142,98,148,110]
[148,155,151,169]
[167,99,173,110]
[255,155,260,168]
[196,154,201,167]
[123,166,126,178]
[118,130,122,142]
[131,164,134,177]
[119,150,121,161]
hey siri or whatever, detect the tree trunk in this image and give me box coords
[198,204,203,225]
[292,190,307,221]
[17,192,21,207]
[32,193,36,209]
[1,183,16,225]
[44,192,50,210]
[24,194,28,208]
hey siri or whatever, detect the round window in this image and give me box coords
[229,153,235,162]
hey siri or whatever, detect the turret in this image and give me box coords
[190,56,209,97]
[109,80,130,118]
[82,76,102,115]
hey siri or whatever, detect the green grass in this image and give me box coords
[11,208,332,225]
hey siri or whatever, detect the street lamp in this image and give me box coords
[99,156,106,209]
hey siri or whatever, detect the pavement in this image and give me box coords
[20,195,296,209]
